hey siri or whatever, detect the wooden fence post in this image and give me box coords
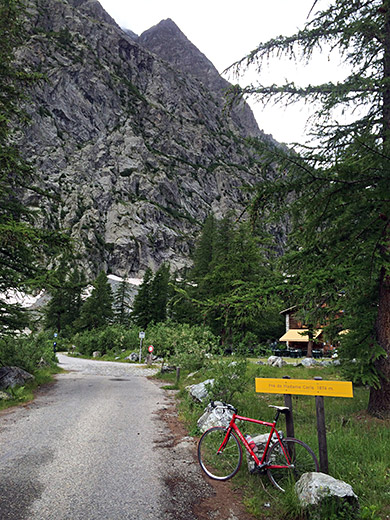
[314,376,329,474]
[176,367,181,385]
[283,376,295,438]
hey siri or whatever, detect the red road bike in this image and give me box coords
[197,402,319,492]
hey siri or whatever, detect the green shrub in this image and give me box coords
[206,358,249,404]
[145,322,219,362]
[72,325,141,356]
[0,331,57,373]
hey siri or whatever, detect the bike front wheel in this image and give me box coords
[198,427,242,481]
[266,437,319,492]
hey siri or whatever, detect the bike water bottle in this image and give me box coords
[245,434,258,452]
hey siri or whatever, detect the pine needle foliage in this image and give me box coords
[229,0,390,417]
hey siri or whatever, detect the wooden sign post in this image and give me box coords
[255,376,353,473]
[314,377,328,474]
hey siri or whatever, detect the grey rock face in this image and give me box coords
[0,367,34,390]
[139,18,265,139]
[16,0,278,278]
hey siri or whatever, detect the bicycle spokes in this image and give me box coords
[198,427,242,481]
[266,438,319,492]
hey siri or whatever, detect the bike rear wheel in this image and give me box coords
[266,437,319,492]
[198,427,242,480]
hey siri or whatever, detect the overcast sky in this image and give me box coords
[98,0,342,144]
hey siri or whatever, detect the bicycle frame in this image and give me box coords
[220,413,292,469]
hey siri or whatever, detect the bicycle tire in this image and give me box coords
[266,437,319,492]
[198,426,242,481]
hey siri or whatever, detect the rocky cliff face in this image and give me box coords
[17,0,273,277]
[138,18,263,138]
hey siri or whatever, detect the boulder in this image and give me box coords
[295,472,359,519]
[125,352,138,362]
[267,356,286,367]
[246,432,278,473]
[161,365,175,373]
[197,401,234,432]
[92,351,101,358]
[301,358,319,368]
[0,366,34,390]
[186,379,214,402]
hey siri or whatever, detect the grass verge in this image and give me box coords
[0,366,61,412]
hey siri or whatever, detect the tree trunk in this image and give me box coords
[368,264,390,418]
[368,1,390,418]
[307,340,313,358]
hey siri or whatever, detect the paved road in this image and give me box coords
[0,355,197,520]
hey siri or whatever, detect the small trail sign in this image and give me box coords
[255,378,353,398]
[148,345,154,353]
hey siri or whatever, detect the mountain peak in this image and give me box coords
[139,19,263,138]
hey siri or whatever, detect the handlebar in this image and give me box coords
[210,400,237,414]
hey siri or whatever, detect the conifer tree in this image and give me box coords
[131,268,153,328]
[44,257,86,335]
[131,265,171,327]
[192,214,216,281]
[183,217,283,345]
[113,279,132,326]
[150,263,171,323]
[231,0,390,416]
[78,271,113,330]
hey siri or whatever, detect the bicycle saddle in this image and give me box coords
[268,405,290,413]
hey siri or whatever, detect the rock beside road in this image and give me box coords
[0,366,34,390]
[296,472,359,518]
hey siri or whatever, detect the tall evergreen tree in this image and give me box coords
[181,217,283,345]
[78,271,113,330]
[131,268,153,329]
[44,256,86,335]
[231,0,390,416]
[192,214,216,281]
[113,279,132,326]
[131,265,171,328]
[149,263,171,323]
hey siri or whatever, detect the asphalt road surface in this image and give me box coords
[0,355,209,520]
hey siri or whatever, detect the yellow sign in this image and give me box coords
[255,378,353,398]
